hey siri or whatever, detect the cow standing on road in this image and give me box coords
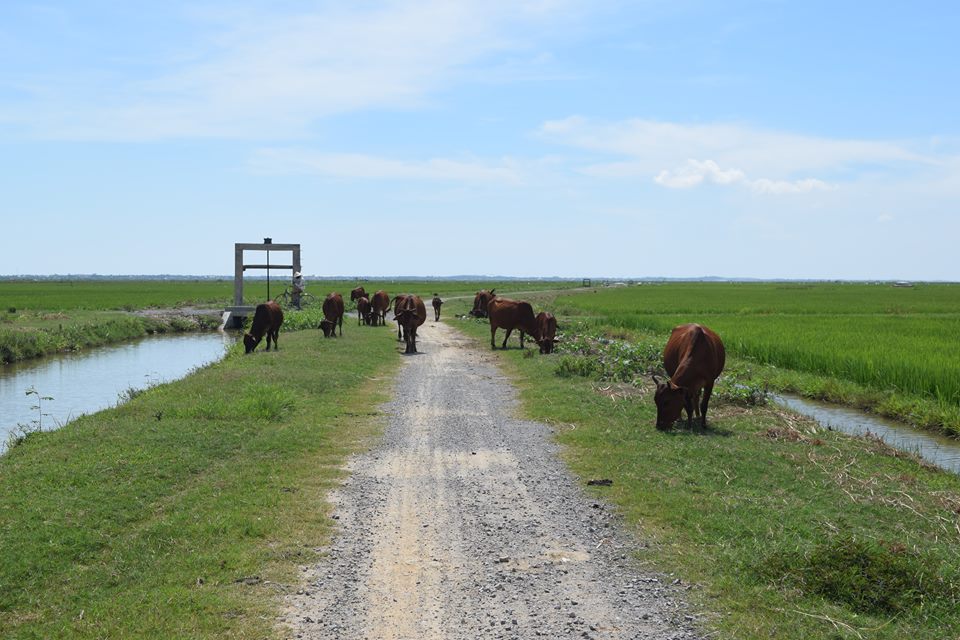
[244,301,284,353]
[319,292,345,337]
[653,323,725,430]
[392,294,410,341]
[432,294,443,321]
[487,298,540,350]
[371,290,390,326]
[356,296,372,325]
[395,295,427,354]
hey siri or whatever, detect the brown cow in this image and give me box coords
[319,292,345,337]
[431,294,443,321]
[653,323,726,430]
[392,294,410,340]
[488,298,540,350]
[535,311,558,354]
[356,296,372,325]
[371,290,390,326]
[470,289,496,318]
[350,286,367,302]
[244,301,284,354]
[394,295,427,354]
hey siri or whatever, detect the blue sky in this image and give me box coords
[1,1,957,279]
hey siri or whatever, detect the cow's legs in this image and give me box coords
[501,328,513,349]
[700,383,714,428]
[519,331,525,349]
[490,325,498,349]
[339,316,343,336]
[683,391,696,428]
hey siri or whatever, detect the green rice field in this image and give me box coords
[555,282,960,409]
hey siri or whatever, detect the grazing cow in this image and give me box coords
[470,289,496,318]
[371,290,390,326]
[394,295,427,354]
[653,323,726,430]
[244,301,284,354]
[319,292,345,337]
[488,298,540,350]
[356,296,372,325]
[392,294,410,340]
[535,311,558,354]
[432,294,443,321]
[350,286,367,303]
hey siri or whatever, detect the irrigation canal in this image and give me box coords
[775,393,960,474]
[0,332,235,454]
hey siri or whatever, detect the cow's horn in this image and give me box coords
[651,374,661,384]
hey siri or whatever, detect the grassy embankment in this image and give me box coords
[554,283,960,436]
[445,290,960,640]
[0,320,402,638]
[0,279,580,364]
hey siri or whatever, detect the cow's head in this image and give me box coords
[319,319,335,337]
[538,337,559,354]
[653,375,685,429]
[243,333,257,354]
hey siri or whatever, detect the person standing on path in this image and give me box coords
[292,272,305,310]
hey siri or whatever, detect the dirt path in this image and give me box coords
[282,321,700,639]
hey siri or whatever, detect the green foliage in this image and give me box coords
[0,327,401,638]
[555,283,960,432]
[760,535,960,615]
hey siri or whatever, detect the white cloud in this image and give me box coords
[540,116,940,179]
[250,149,523,185]
[4,1,576,140]
[652,159,832,194]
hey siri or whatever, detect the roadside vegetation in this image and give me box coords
[554,283,960,436]
[0,325,400,638]
[445,290,960,640]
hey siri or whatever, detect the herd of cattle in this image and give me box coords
[242,287,726,430]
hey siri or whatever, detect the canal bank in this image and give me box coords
[1,331,235,452]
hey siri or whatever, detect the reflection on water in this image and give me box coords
[1,332,236,453]
[774,393,960,475]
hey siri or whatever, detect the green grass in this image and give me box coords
[445,308,960,640]
[0,278,583,311]
[0,322,402,638]
[553,283,960,434]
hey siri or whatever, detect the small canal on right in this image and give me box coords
[775,393,960,474]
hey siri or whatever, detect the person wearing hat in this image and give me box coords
[292,271,305,309]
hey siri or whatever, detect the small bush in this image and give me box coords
[760,535,960,615]
[556,355,601,378]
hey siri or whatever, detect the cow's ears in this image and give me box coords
[490,289,496,295]
[651,374,661,385]
[552,338,560,343]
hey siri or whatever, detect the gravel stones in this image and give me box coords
[281,322,701,639]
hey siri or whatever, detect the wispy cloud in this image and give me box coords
[653,159,833,194]
[540,117,944,189]
[2,1,576,140]
[250,149,524,185]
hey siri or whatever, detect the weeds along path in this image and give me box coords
[282,321,699,640]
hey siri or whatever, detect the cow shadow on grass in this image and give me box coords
[659,423,734,438]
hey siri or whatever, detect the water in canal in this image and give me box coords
[1,332,235,453]
[775,393,960,475]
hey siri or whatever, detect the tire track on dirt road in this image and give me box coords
[282,321,700,639]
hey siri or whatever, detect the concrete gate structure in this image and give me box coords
[223,239,301,329]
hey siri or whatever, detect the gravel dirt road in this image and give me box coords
[282,321,701,639]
